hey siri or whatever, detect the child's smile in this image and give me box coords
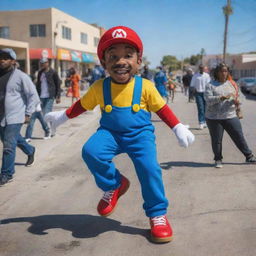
[102,43,141,84]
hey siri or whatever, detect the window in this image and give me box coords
[94,37,99,47]
[30,24,46,37]
[81,32,88,44]
[62,26,72,40]
[0,26,10,38]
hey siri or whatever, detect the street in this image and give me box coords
[0,91,256,256]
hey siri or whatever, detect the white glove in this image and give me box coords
[172,123,195,148]
[45,110,69,136]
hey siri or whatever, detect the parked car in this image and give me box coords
[249,84,256,95]
[237,77,256,93]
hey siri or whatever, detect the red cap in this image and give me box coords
[97,26,143,61]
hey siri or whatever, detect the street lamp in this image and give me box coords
[53,20,67,71]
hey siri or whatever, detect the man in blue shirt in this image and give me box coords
[154,66,168,103]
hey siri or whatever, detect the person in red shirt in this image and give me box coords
[68,67,81,104]
[45,26,195,243]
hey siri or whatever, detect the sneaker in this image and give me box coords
[0,174,13,185]
[203,123,207,128]
[25,149,35,167]
[215,160,223,168]
[97,175,130,217]
[25,138,31,143]
[246,154,256,163]
[43,131,51,140]
[150,215,173,243]
[199,124,204,130]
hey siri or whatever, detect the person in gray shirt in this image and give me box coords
[0,48,40,185]
[204,63,256,168]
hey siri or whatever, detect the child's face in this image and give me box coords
[102,43,142,84]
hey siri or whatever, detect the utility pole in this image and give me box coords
[223,0,233,62]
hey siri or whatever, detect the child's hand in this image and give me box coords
[45,110,69,136]
[172,123,195,148]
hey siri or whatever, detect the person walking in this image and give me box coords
[182,68,194,102]
[190,64,210,129]
[167,76,177,103]
[154,66,169,103]
[0,48,40,185]
[204,63,256,168]
[68,67,81,104]
[34,58,61,136]
[36,58,61,114]
[141,65,153,81]
[45,26,195,243]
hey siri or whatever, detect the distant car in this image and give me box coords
[249,84,256,95]
[237,77,256,93]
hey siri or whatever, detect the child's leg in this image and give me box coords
[124,130,169,217]
[82,128,123,191]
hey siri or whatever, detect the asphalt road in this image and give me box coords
[0,91,256,256]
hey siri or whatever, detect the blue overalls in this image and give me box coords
[82,76,168,217]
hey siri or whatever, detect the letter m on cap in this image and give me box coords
[112,29,127,38]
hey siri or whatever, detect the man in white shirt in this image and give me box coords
[190,65,211,129]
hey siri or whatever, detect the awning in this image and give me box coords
[82,52,95,63]
[30,48,54,59]
[71,51,82,62]
[58,49,71,61]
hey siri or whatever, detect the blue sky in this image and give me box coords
[1,0,256,67]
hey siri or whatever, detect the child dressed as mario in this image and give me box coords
[45,26,195,243]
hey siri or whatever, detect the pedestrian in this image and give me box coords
[68,67,81,104]
[45,26,195,243]
[190,64,211,129]
[0,48,40,185]
[141,65,153,81]
[182,68,194,102]
[204,63,256,168]
[37,58,61,114]
[154,66,169,103]
[35,58,61,136]
[167,76,177,103]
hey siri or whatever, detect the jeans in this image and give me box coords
[25,111,50,139]
[0,124,35,176]
[195,92,206,124]
[40,98,54,115]
[206,117,252,161]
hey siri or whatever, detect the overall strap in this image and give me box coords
[132,76,142,106]
[103,77,112,106]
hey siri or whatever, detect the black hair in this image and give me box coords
[213,63,230,81]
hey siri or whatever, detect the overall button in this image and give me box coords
[132,104,140,112]
[105,105,112,113]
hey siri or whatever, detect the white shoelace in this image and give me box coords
[151,216,167,226]
[102,190,115,203]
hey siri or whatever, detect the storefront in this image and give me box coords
[57,48,96,78]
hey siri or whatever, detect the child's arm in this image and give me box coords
[45,99,87,135]
[156,104,195,147]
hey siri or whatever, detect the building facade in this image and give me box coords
[203,54,256,80]
[0,8,103,77]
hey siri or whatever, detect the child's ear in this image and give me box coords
[137,56,142,65]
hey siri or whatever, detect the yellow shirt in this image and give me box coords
[80,77,165,112]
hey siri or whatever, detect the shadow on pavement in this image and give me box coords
[0,214,150,241]
[161,161,213,169]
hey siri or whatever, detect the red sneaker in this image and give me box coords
[150,215,173,243]
[97,175,130,217]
